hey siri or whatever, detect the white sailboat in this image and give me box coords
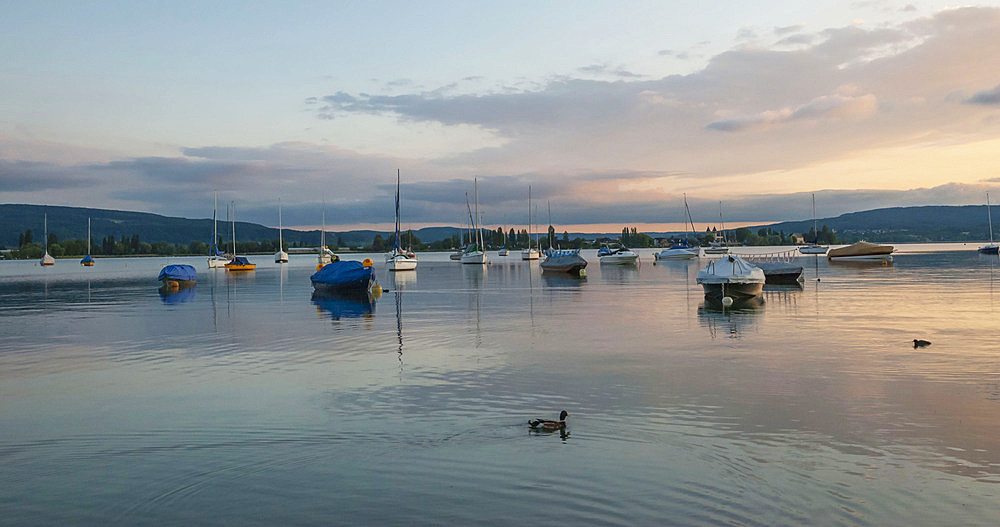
[386,169,418,271]
[462,178,488,264]
[799,193,829,254]
[40,213,55,266]
[656,193,700,260]
[275,199,289,263]
[978,192,998,254]
[703,201,729,255]
[208,191,232,268]
[521,185,540,260]
[317,197,337,268]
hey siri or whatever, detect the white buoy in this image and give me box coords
[579,268,587,277]
[721,296,734,307]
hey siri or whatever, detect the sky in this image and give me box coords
[3,1,1000,232]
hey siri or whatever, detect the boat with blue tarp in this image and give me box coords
[540,248,588,275]
[158,264,197,289]
[311,259,378,293]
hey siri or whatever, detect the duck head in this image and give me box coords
[560,410,569,421]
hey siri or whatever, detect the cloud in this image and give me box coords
[774,24,805,36]
[966,84,1000,105]
[706,90,878,132]
[0,160,100,191]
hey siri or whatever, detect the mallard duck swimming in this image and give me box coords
[529,410,569,430]
[913,339,931,348]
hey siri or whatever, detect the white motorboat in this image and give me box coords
[385,170,419,271]
[827,241,894,261]
[275,199,288,263]
[656,194,701,260]
[696,255,765,303]
[798,194,828,255]
[656,244,700,259]
[597,243,638,264]
[978,192,998,255]
[461,178,488,265]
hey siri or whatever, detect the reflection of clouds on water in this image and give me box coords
[697,298,764,339]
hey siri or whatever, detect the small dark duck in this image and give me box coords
[913,339,931,348]
[529,410,569,430]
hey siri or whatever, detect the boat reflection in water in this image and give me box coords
[697,296,764,339]
[158,285,196,304]
[311,289,377,321]
[541,271,587,288]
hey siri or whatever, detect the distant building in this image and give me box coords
[790,234,805,244]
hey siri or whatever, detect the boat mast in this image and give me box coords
[231,201,236,256]
[87,217,91,255]
[547,200,552,249]
[718,201,727,244]
[43,213,47,254]
[989,192,995,244]
[321,196,326,250]
[812,193,818,244]
[213,191,218,254]
[278,198,283,250]
[395,169,401,252]
[474,178,482,250]
[527,186,532,250]
[684,193,696,240]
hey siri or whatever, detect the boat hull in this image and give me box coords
[208,256,230,268]
[160,278,196,289]
[275,251,288,263]
[703,247,729,255]
[827,241,894,261]
[829,254,893,261]
[598,254,638,264]
[386,255,418,271]
[498,249,508,256]
[655,248,698,260]
[754,262,804,284]
[461,252,488,264]
[699,281,764,302]
[520,249,540,260]
[798,246,828,254]
[541,251,588,274]
[978,244,999,254]
[81,261,94,267]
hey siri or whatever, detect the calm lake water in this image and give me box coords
[1,245,999,526]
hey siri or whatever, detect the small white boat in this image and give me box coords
[40,213,54,266]
[208,192,232,268]
[597,243,638,264]
[656,244,699,260]
[498,247,509,256]
[275,199,288,263]
[827,241,894,261]
[696,255,765,303]
[798,194,828,254]
[317,198,339,267]
[978,192,998,255]
[385,170,419,271]
[703,201,730,254]
[461,179,488,265]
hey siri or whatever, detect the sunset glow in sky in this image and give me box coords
[3,1,1000,231]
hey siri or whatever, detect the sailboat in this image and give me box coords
[80,217,95,266]
[275,199,289,263]
[208,191,232,268]
[979,192,999,254]
[498,224,508,256]
[521,185,540,260]
[703,201,729,255]
[386,169,418,271]
[225,201,256,271]
[40,213,55,266]
[317,197,338,269]
[656,194,700,260]
[461,178,488,264]
[540,202,587,275]
[799,193,829,254]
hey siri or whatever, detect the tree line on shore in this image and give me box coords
[4,223,839,260]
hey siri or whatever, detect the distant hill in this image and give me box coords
[0,204,463,248]
[2,203,996,248]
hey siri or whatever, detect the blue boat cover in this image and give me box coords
[80,254,94,263]
[311,260,375,290]
[543,249,581,257]
[158,264,197,281]
[668,244,693,250]
[228,256,253,266]
[597,247,612,256]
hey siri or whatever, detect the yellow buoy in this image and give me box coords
[169,281,180,290]
[316,263,324,271]
[362,258,374,267]
[578,268,587,277]
[371,284,383,298]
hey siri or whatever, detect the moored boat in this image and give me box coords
[597,243,639,264]
[656,244,699,260]
[40,213,55,266]
[385,169,419,271]
[521,185,540,260]
[799,194,828,254]
[158,264,197,289]
[81,217,95,266]
[225,201,256,271]
[978,192,998,254]
[540,248,588,275]
[461,179,488,265]
[311,259,378,293]
[275,199,288,263]
[696,255,765,303]
[753,261,804,284]
[827,241,893,261]
[208,192,233,268]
